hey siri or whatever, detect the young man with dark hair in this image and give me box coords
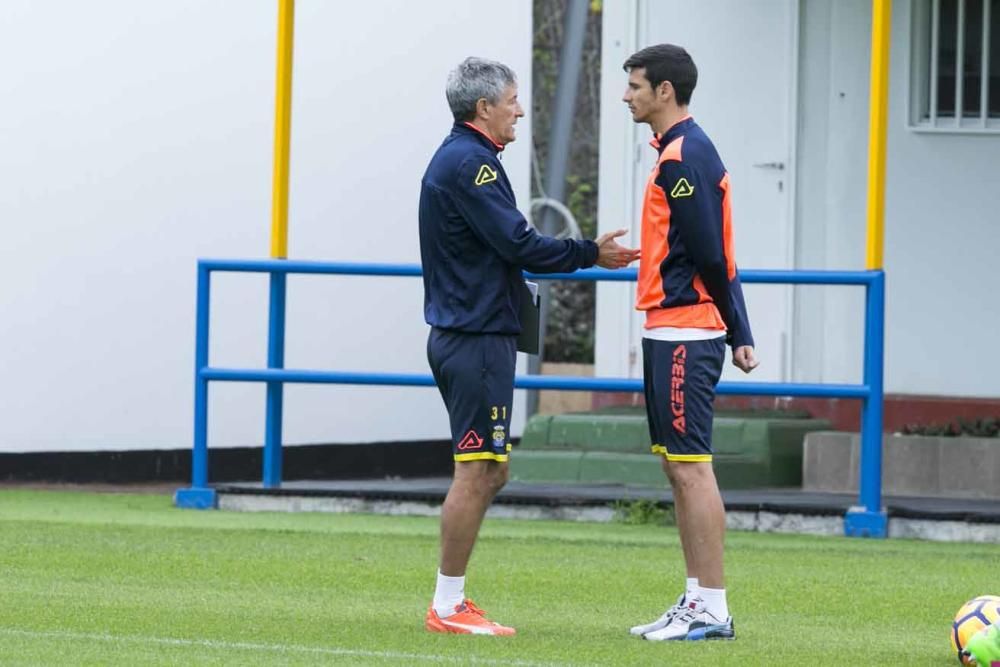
[419,57,639,636]
[621,44,758,642]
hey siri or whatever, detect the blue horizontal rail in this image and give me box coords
[201,367,870,399]
[197,259,878,286]
[177,258,887,538]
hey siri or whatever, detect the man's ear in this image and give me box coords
[475,97,490,120]
[657,80,674,102]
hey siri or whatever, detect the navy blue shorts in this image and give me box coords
[642,336,725,462]
[427,327,515,462]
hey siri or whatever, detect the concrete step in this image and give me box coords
[510,450,797,489]
[514,409,829,489]
[804,431,1000,500]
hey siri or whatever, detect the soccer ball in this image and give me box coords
[964,623,1000,667]
[952,595,1000,664]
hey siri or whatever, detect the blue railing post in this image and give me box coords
[174,264,218,509]
[177,260,891,537]
[263,271,287,488]
[844,270,888,537]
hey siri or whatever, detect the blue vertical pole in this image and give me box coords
[844,270,888,537]
[263,271,287,488]
[192,265,211,488]
[860,271,886,513]
[175,264,217,509]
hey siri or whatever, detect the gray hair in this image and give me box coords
[445,57,517,122]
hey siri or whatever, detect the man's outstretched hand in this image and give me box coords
[595,229,640,269]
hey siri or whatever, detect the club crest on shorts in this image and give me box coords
[491,425,506,449]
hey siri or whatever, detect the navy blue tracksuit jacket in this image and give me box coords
[419,122,598,335]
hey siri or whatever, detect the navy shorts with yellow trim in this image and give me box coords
[427,327,515,463]
[642,336,725,462]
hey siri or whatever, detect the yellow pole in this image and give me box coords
[270,0,295,259]
[865,0,891,270]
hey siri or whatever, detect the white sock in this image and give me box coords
[685,577,699,602]
[697,585,729,620]
[432,570,465,618]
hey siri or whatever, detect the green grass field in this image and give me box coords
[0,489,994,665]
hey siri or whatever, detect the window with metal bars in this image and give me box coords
[910,0,1000,131]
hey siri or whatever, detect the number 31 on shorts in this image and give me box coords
[490,405,507,420]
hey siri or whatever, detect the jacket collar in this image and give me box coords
[650,115,693,152]
[455,122,504,153]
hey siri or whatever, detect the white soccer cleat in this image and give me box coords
[642,598,735,641]
[629,593,687,636]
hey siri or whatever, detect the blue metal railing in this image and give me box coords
[175,260,887,538]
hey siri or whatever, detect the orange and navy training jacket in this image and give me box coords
[419,123,598,335]
[636,116,754,349]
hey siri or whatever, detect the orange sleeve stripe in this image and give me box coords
[636,136,686,311]
[719,173,737,281]
[636,182,670,309]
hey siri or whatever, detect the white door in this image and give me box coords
[628,0,799,384]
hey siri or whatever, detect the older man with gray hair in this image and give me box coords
[418,57,638,636]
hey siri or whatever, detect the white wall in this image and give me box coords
[793,0,870,387]
[0,0,533,453]
[595,0,643,382]
[883,0,1000,397]
[795,0,1000,397]
[599,0,1000,399]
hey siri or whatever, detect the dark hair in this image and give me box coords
[623,44,697,105]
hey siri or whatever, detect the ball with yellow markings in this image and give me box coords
[952,595,1000,665]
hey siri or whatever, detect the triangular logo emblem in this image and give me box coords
[474,164,498,186]
[672,416,686,434]
[670,177,694,198]
[457,430,484,450]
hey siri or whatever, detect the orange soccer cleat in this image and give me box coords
[425,599,516,636]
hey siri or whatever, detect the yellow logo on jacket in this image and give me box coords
[475,164,498,186]
[670,178,694,198]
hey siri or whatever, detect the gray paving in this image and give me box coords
[215,477,1000,523]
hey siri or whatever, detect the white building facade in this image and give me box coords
[2,0,996,457]
[596,0,1000,399]
[0,0,534,453]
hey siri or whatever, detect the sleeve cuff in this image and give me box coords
[729,330,754,349]
[582,240,599,268]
